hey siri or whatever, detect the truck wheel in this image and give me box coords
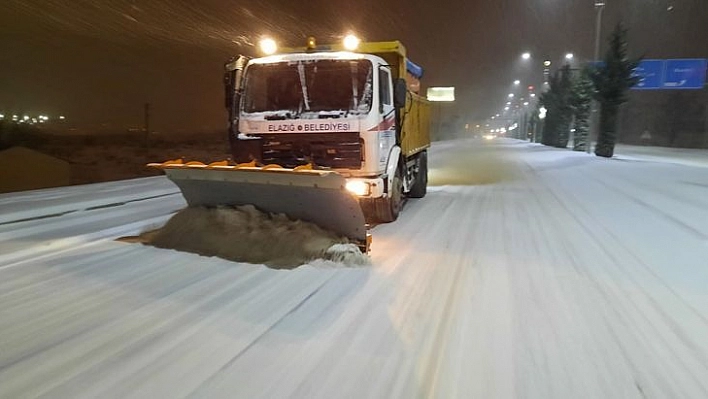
[408,151,428,198]
[373,165,403,222]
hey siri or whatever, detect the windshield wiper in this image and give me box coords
[297,62,311,112]
[264,112,294,120]
[317,111,345,119]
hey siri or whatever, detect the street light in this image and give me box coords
[522,52,531,60]
[565,53,574,60]
[513,80,521,85]
[508,93,514,98]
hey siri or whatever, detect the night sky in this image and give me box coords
[1,0,706,133]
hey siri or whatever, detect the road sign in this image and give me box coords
[662,59,707,89]
[632,60,664,89]
[426,87,455,102]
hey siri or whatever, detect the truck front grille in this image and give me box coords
[259,132,363,169]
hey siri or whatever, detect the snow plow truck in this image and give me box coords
[150,36,431,253]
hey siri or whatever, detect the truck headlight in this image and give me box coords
[345,180,370,196]
[343,34,360,51]
[259,38,277,55]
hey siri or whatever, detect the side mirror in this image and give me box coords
[224,70,235,109]
[393,78,408,108]
[224,55,249,110]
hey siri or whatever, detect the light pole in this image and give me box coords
[587,0,605,154]
[537,106,547,143]
[543,60,552,88]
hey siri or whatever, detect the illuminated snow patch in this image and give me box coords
[143,205,370,269]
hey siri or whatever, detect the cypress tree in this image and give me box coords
[590,23,641,157]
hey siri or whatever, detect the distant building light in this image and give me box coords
[12,114,18,120]
[59,115,66,120]
[23,115,30,121]
[508,93,514,98]
[530,93,536,98]
[513,80,521,85]
[0,114,4,119]
[523,102,529,106]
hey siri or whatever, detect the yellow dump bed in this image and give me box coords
[365,41,431,158]
[401,92,431,157]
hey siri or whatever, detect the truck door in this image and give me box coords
[377,66,397,169]
[378,66,394,122]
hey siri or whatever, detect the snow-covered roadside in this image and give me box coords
[614,144,708,168]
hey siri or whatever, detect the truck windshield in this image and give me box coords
[243,59,373,116]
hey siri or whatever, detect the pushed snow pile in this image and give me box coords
[144,205,370,269]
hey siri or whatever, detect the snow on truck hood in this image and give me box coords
[250,51,369,64]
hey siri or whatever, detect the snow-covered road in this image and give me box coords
[1,139,707,398]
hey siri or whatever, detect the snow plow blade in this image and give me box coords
[149,160,369,251]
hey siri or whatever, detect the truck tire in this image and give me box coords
[408,150,428,198]
[373,165,403,223]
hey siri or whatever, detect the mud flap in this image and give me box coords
[150,162,369,250]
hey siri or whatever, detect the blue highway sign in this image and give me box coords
[632,60,664,89]
[662,59,707,89]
